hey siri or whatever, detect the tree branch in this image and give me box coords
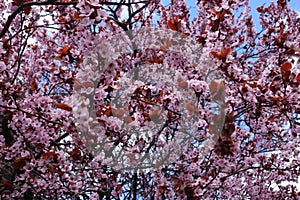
[0,0,150,39]
[0,0,77,39]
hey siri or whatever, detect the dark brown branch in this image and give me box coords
[11,27,33,84]
[5,23,71,43]
[0,0,77,39]
[87,0,149,7]
[132,171,138,200]
[0,104,63,126]
[0,0,150,39]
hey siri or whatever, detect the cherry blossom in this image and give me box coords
[0,0,299,199]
